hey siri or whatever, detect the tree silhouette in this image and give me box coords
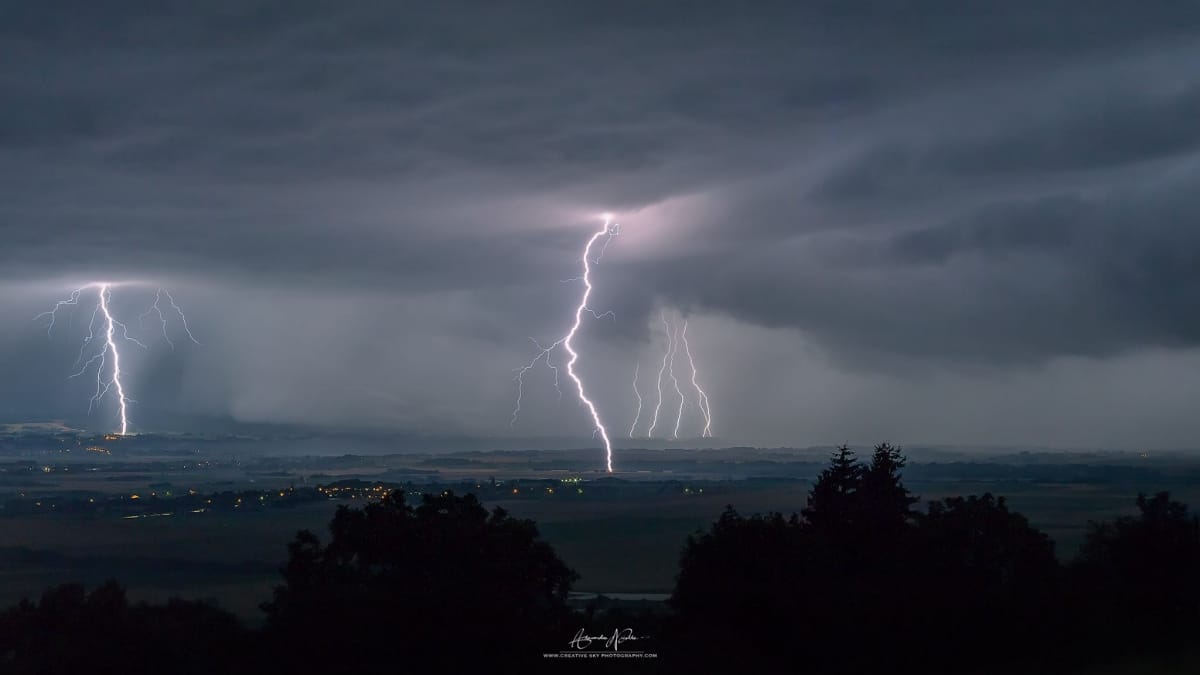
[860,442,919,533]
[672,445,926,672]
[919,493,1057,590]
[914,493,1062,668]
[669,445,1076,674]
[0,581,247,675]
[261,490,577,669]
[801,445,863,533]
[1073,492,1200,633]
[669,507,809,670]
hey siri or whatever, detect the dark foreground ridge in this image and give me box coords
[1,444,1198,674]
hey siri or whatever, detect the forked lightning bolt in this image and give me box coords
[646,312,673,438]
[512,217,619,472]
[37,282,198,436]
[642,312,716,440]
[628,362,642,438]
[680,320,713,437]
[668,317,686,440]
[139,288,201,350]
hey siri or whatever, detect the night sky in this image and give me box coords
[3,2,1200,448]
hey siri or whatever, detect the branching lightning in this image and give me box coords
[628,362,642,438]
[512,217,619,472]
[680,320,713,438]
[139,288,201,351]
[37,282,199,436]
[646,312,673,438]
[668,317,686,440]
[642,312,716,440]
[510,217,720,452]
[511,337,563,427]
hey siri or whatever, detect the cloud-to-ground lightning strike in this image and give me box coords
[37,282,199,436]
[647,312,673,438]
[680,319,714,438]
[628,361,642,438]
[640,312,715,440]
[668,318,686,440]
[511,217,619,472]
[94,286,130,434]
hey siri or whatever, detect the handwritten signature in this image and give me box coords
[568,627,645,651]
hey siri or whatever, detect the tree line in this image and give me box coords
[1,444,1197,673]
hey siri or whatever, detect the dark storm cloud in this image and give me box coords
[814,81,1200,204]
[4,1,1200,440]
[888,183,1200,353]
[654,175,1200,366]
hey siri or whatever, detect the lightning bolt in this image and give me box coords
[94,285,130,434]
[668,317,686,440]
[511,337,562,427]
[512,217,619,472]
[628,361,642,438]
[680,319,713,438]
[36,288,84,336]
[646,312,672,438]
[37,282,199,436]
[139,288,201,350]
